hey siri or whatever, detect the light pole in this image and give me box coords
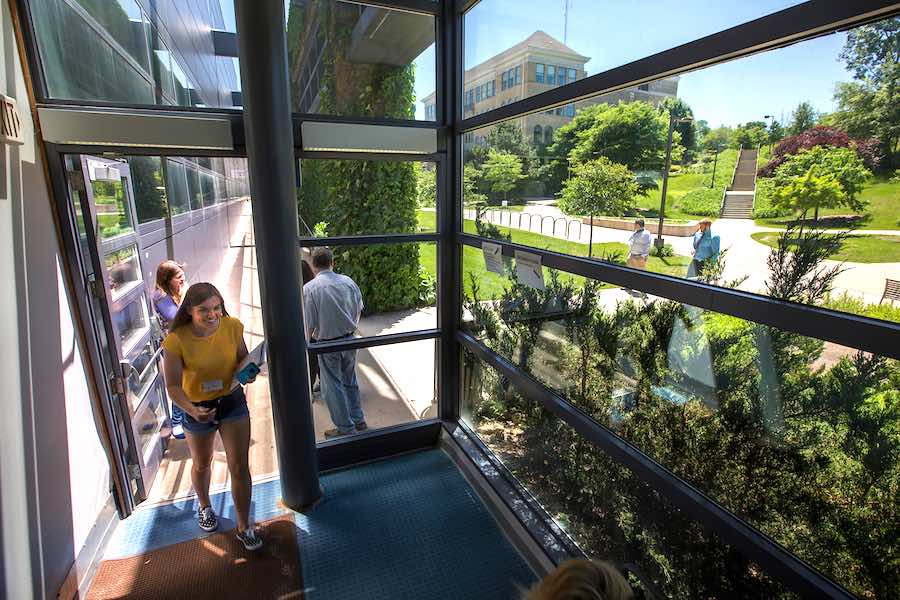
[708,144,721,189]
[763,114,775,151]
[655,114,692,249]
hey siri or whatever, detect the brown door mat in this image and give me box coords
[86,514,303,600]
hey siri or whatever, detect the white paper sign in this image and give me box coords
[482,241,505,275]
[514,250,545,290]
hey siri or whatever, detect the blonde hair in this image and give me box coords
[699,218,713,226]
[522,559,633,600]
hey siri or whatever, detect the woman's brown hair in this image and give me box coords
[155,260,184,304]
[522,559,633,600]
[169,282,229,331]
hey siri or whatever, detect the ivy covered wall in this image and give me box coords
[289,0,421,313]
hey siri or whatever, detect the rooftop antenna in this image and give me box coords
[564,0,572,44]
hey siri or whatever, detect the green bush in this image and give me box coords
[677,188,721,216]
[651,243,674,257]
[752,178,791,218]
[825,292,900,323]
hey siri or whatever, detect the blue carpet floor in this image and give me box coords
[105,450,536,599]
[297,450,536,599]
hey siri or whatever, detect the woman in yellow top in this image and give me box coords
[162,282,262,551]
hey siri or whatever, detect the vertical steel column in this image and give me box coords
[437,0,464,421]
[234,0,321,509]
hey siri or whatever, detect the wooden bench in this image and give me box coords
[881,278,900,305]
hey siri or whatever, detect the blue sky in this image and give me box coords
[221,0,857,127]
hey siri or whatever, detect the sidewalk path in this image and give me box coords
[471,206,900,305]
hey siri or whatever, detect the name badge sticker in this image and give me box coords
[202,379,224,393]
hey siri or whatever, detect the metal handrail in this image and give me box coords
[719,144,742,217]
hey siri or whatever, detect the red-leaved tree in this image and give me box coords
[758,125,882,176]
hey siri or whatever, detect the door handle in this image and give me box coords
[120,345,164,383]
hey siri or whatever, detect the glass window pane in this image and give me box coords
[105,244,142,300]
[73,0,150,70]
[129,157,167,223]
[301,242,436,336]
[127,341,159,411]
[461,348,791,598]
[298,160,436,237]
[113,296,148,351]
[462,16,900,325]
[165,160,191,215]
[461,258,899,597]
[287,1,436,121]
[135,383,166,456]
[464,1,804,105]
[153,47,176,105]
[88,162,135,239]
[185,165,202,210]
[312,339,436,442]
[29,0,241,108]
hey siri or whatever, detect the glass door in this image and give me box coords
[70,155,169,507]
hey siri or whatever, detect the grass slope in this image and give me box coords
[750,231,900,263]
[417,211,691,298]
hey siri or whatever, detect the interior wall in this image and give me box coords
[0,1,112,597]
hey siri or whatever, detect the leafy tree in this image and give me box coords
[547,101,673,194]
[759,125,882,176]
[481,151,525,202]
[732,121,769,149]
[463,164,487,206]
[831,18,900,169]
[701,125,733,151]
[414,163,436,208]
[771,145,871,219]
[788,101,818,136]
[767,120,785,145]
[658,97,697,160]
[695,119,711,142]
[558,157,640,218]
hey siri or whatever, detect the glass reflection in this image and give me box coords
[105,244,141,299]
[461,260,899,598]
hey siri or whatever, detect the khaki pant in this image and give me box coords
[627,254,648,269]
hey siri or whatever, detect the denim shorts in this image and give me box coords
[182,387,250,435]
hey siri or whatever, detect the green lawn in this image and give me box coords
[417,210,692,298]
[632,149,738,221]
[755,176,900,231]
[750,231,900,263]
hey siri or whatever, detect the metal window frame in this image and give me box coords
[460,332,855,599]
[15,0,900,594]
[458,233,900,359]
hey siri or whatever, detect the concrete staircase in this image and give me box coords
[720,148,758,219]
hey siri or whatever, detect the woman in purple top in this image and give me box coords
[153,260,187,438]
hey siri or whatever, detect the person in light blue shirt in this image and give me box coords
[303,247,366,438]
[688,218,720,278]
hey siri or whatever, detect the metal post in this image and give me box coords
[655,115,676,249]
[437,0,462,422]
[710,145,719,189]
[234,0,321,510]
[588,215,594,257]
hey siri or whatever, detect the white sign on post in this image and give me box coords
[482,241,504,275]
[514,250,545,290]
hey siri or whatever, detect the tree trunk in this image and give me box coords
[588,214,594,258]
